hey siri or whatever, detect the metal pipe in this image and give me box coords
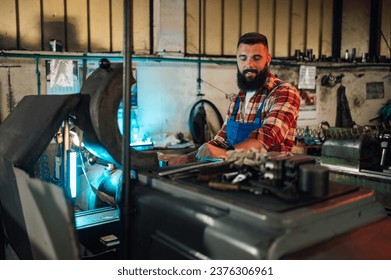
[332,0,343,59]
[318,0,324,59]
[64,0,68,51]
[35,57,41,95]
[1,50,389,68]
[15,0,20,50]
[0,51,235,64]
[272,0,276,57]
[149,0,154,54]
[288,0,293,58]
[369,0,381,61]
[304,0,308,51]
[40,0,44,50]
[197,0,202,96]
[120,0,132,260]
[221,0,225,55]
[158,161,225,177]
[87,0,91,52]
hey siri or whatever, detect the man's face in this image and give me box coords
[236,43,271,91]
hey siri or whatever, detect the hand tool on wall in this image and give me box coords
[335,85,355,128]
[0,65,21,115]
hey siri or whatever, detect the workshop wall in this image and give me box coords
[0,0,391,140]
[1,0,390,58]
[133,61,391,140]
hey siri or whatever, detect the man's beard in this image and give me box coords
[236,67,269,91]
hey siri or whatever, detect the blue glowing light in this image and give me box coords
[68,151,77,198]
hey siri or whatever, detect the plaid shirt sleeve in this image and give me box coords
[208,80,300,152]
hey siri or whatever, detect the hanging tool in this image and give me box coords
[335,85,355,128]
[0,65,21,116]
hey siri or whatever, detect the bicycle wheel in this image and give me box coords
[189,99,223,145]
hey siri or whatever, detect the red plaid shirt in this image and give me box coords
[209,72,300,152]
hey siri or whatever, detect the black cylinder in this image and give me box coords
[298,164,329,197]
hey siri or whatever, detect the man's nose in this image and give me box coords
[245,59,256,69]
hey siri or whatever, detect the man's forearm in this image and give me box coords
[233,138,266,151]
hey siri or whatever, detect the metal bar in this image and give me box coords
[109,0,113,53]
[15,0,20,50]
[149,0,154,54]
[64,0,68,51]
[82,59,87,84]
[318,0,324,59]
[184,0,187,55]
[202,0,206,54]
[369,0,381,61]
[239,0,243,36]
[158,161,225,177]
[332,0,343,59]
[272,0,276,56]
[198,0,202,95]
[35,57,41,95]
[199,0,202,55]
[0,51,236,64]
[40,0,44,50]
[256,0,260,33]
[304,0,308,51]
[120,0,132,260]
[87,0,91,52]
[221,0,224,55]
[3,50,390,69]
[288,0,293,58]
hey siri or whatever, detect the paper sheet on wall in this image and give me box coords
[47,60,80,94]
[298,65,316,89]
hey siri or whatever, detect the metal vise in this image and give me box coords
[321,127,390,173]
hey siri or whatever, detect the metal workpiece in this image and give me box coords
[76,63,126,165]
[135,171,387,259]
[76,63,157,170]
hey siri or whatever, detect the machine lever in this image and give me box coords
[380,141,389,167]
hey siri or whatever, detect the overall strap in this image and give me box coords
[254,82,286,124]
[230,82,287,123]
[229,96,242,121]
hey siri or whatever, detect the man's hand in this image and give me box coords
[157,151,197,166]
[234,138,265,151]
[196,143,228,161]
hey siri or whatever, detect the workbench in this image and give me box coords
[122,166,391,260]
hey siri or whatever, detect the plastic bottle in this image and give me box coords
[344,49,349,61]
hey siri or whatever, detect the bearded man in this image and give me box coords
[195,32,301,160]
[158,32,301,165]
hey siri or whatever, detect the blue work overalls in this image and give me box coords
[226,82,285,146]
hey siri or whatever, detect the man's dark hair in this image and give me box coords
[237,32,268,48]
